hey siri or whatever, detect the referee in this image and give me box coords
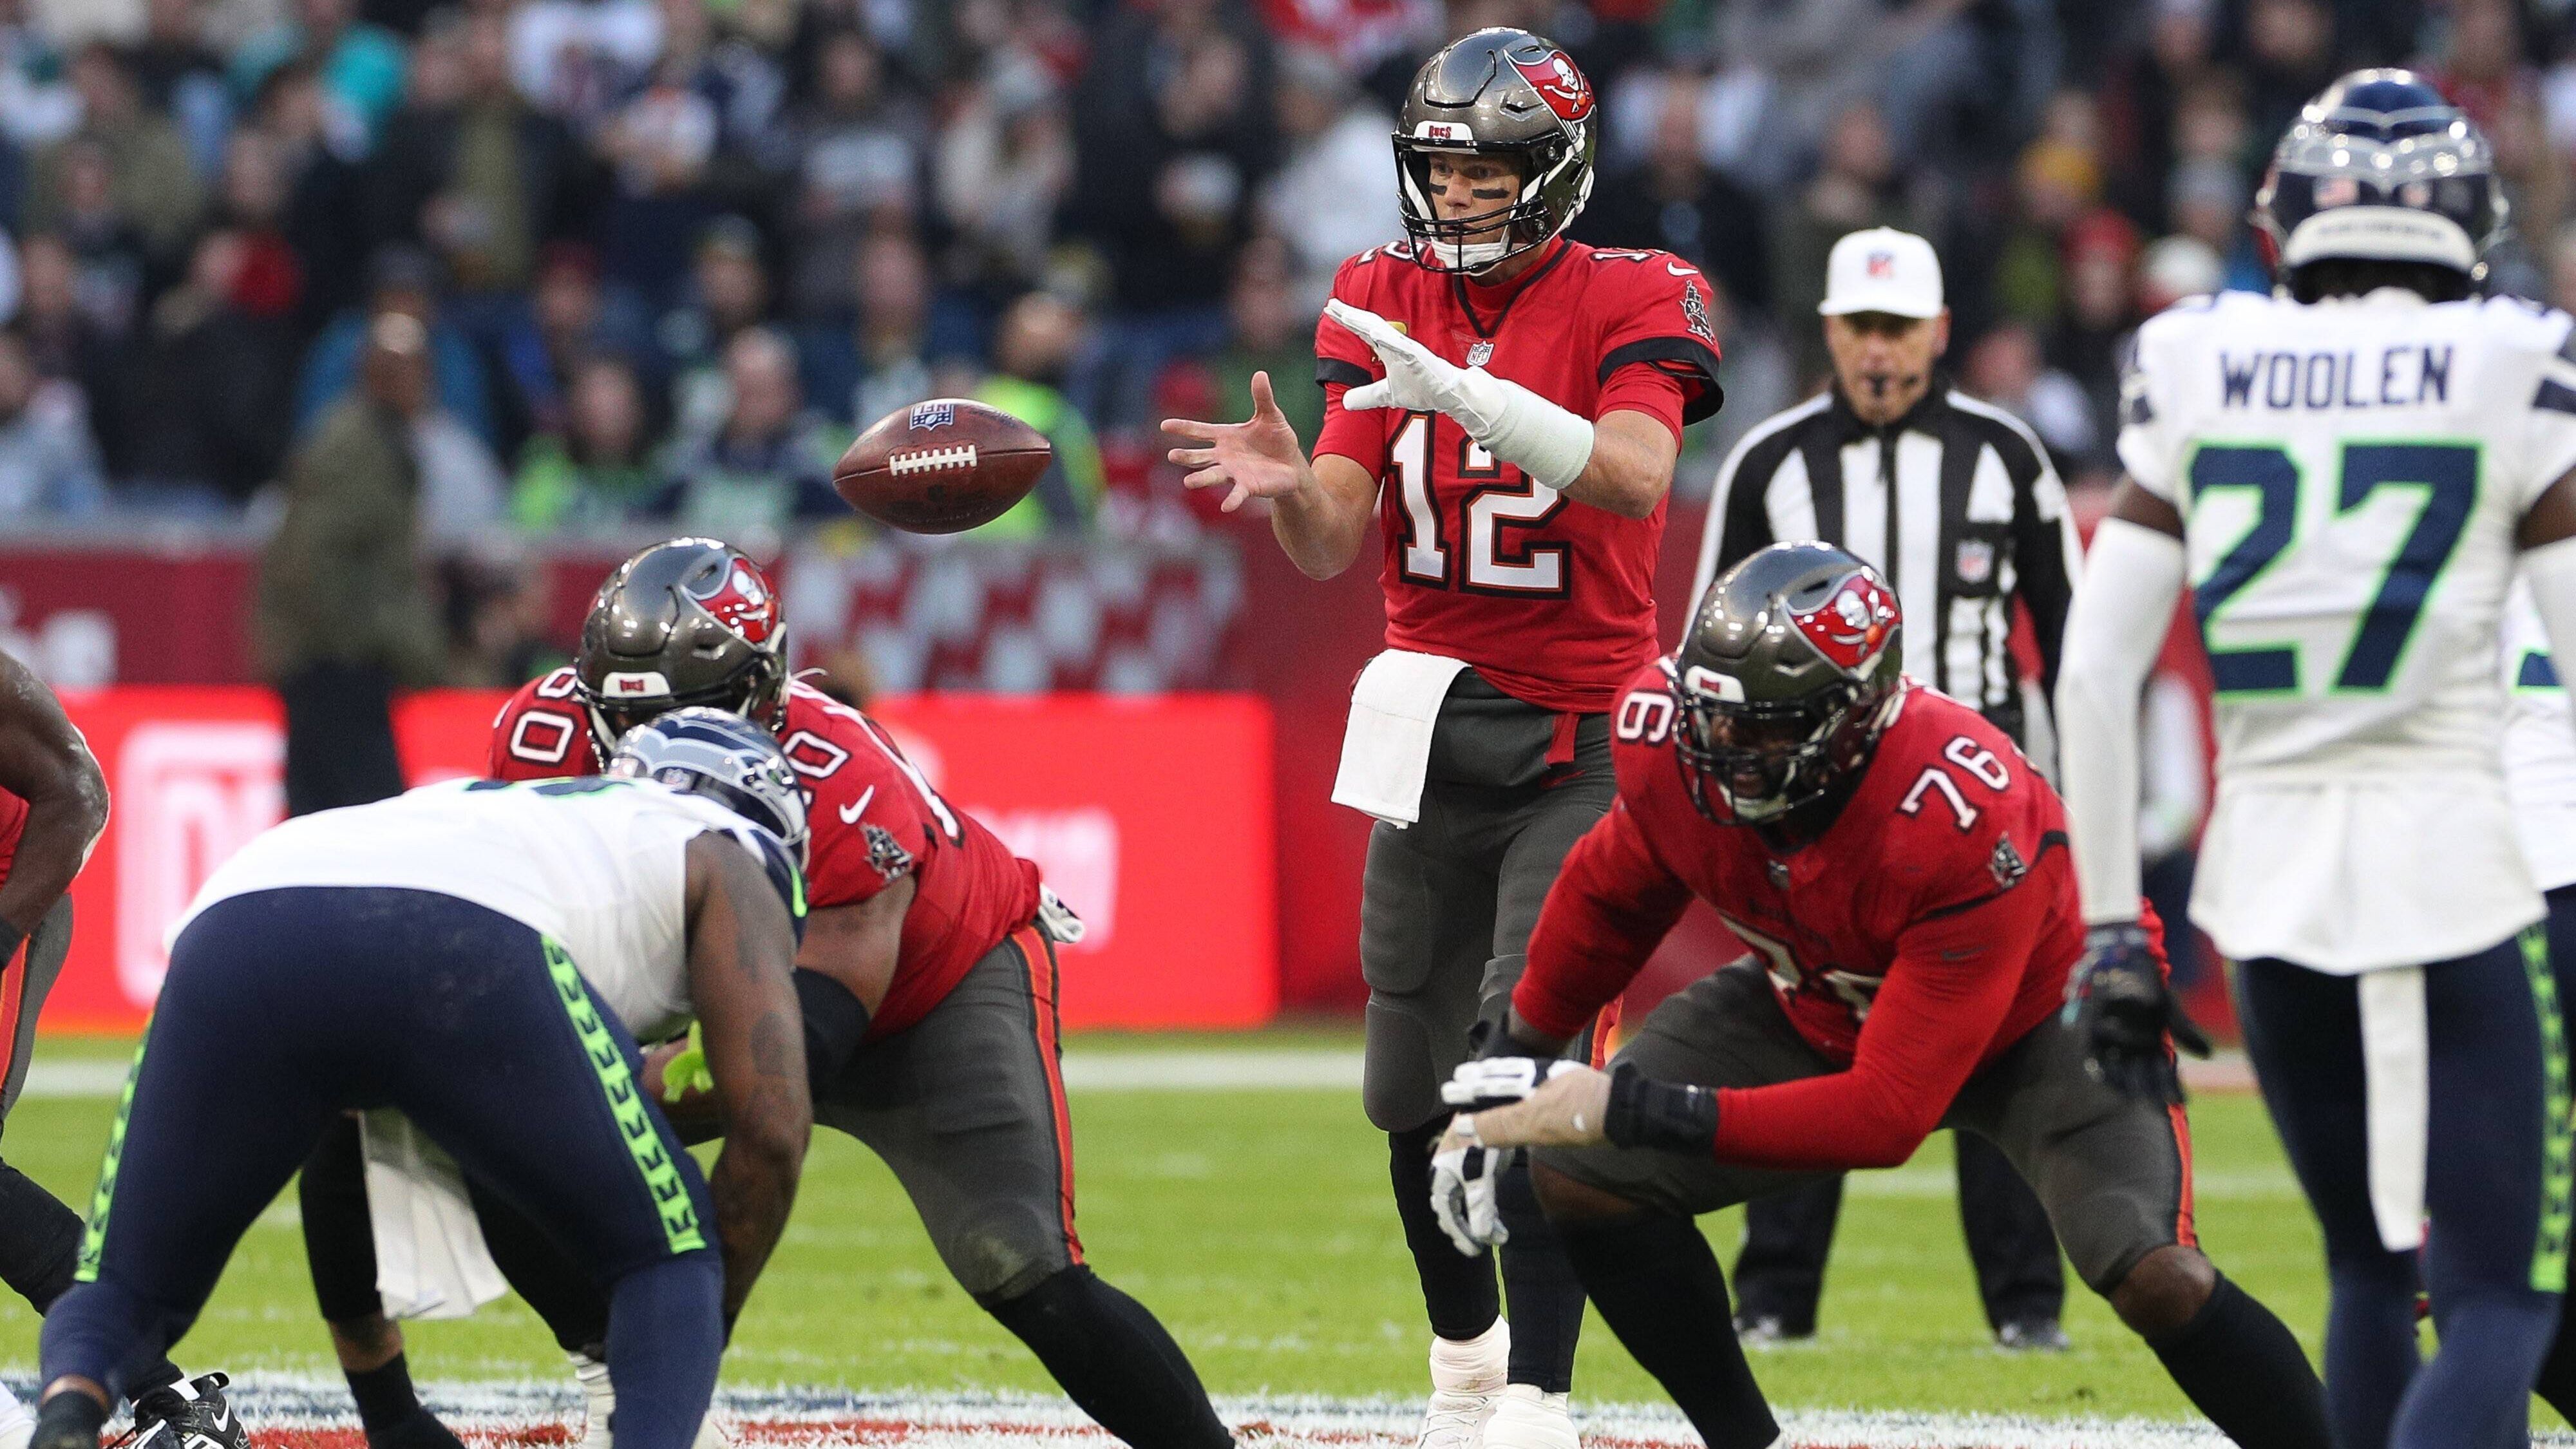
[1692,227,2084,1350]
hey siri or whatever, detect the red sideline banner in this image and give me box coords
[41,688,1276,1033]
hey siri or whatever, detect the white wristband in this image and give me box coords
[1453,368,1596,493]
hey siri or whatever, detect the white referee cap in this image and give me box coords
[1819,228,1944,319]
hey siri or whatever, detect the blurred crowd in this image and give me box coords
[0,0,2557,544]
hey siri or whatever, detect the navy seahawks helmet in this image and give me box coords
[609,706,810,871]
[2254,70,2506,282]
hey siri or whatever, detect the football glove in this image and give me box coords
[662,1021,714,1104]
[1325,300,1595,490]
[1429,1119,1509,1256]
[1443,1054,1587,1113]
[2063,921,2211,1104]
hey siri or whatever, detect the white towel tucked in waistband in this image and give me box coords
[1332,650,1472,828]
[361,1108,507,1320]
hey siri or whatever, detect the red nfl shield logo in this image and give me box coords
[1867,251,1895,278]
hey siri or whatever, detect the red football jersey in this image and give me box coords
[1312,238,1724,714]
[1515,670,2087,1170]
[488,671,1043,1037]
[0,789,24,888]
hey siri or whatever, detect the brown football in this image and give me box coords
[834,397,1052,535]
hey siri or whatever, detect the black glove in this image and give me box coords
[2062,921,2212,1104]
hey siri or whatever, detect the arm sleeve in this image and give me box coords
[2054,516,2188,923]
[1513,800,1696,1041]
[1691,427,1779,612]
[1709,875,2052,1170]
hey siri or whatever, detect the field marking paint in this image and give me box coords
[28,1379,2347,1449]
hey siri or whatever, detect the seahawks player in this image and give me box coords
[2057,71,2576,1449]
[32,711,811,1449]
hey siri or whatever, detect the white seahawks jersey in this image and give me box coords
[2503,582,2576,893]
[176,777,763,1043]
[2119,288,2576,969]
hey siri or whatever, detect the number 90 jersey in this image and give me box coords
[2117,289,2576,970]
[488,669,1043,1036]
[1312,239,1723,714]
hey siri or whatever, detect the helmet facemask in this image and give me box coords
[1672,663,1894,824]
[1394,135,1591,274]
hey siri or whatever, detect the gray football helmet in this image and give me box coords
[2253,69,2506,281]
[1393,28,1597,273]
[575,538,788,757]
[1670,543,1904,824]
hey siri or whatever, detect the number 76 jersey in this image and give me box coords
[2116,289,2576,971]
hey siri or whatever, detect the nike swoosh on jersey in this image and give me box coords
[838,785,876,825]
[1667,261,1700,276]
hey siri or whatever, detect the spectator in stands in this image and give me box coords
[1198,236,1318,445]
[507,0,659,131]
[1962,318,2098,471]
[1573,64,1771,317]
[0,328,104,518]
[2049,209,2139,446]
[974,289,1100,538]
[216,128,305,323]
[102,227,292,509]
[933,46,1072,302]
[0,0,74,151]
[30,46,200,299]
[659,214,774,439]
[1065,0,1276,428]
[785,25,924,318]
[2167,155,2268,293]
[594,0,787,308]
[42,140,151,340]
[2098,0,2215,234]
[2240,0,2336,151]
[650,325,842,542]
[1258,43,1396,317]
[257,309,446,817]
[129,0,231,177]
[15,234,116,428]
[800,225,931,430]
[255,59,370,334]
[440,543,564,687]
[230,0,410,154]
[372,8,587,303]
[511,352,662,529]
[294,245,495,448]
[1772,100,1919,384]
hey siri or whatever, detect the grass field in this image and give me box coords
[0,1028,2353,1426]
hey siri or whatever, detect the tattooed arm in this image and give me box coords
[682,831,811,1328]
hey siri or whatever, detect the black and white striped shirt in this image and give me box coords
[1692,383,2082,741]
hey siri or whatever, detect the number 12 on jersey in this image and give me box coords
[1388,411,1571,596]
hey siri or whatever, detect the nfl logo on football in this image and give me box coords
[909,401,956,431]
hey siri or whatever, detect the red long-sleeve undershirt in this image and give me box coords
[1515,802,2051,1171]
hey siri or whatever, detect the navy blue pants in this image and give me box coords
[42,888,724,1449]
[2237,935,2568,1449]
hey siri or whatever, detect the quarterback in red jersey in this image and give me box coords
[1162,30,1718,1449]
[1428,545,2327,1449]
[310,540,1233,1449]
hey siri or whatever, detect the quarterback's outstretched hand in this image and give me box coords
[2063,921,2211,1104]
[1161,371,1311,514]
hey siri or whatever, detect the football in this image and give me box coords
[834,397,1052,535]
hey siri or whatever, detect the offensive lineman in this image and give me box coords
[31,711,815,1449]
[1431,543,2329,1449]
[1162,29,1719,1449]
[312,538,1236,1449]
[0,649,245,1449]
[2054,71,2576,1449]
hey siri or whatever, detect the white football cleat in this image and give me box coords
[692,1413,734,1449]
[0,1379,32,1449]
[1416,1321,1510,1449]
[569,1350,615,1449]
[1479,1385,1577,1449]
